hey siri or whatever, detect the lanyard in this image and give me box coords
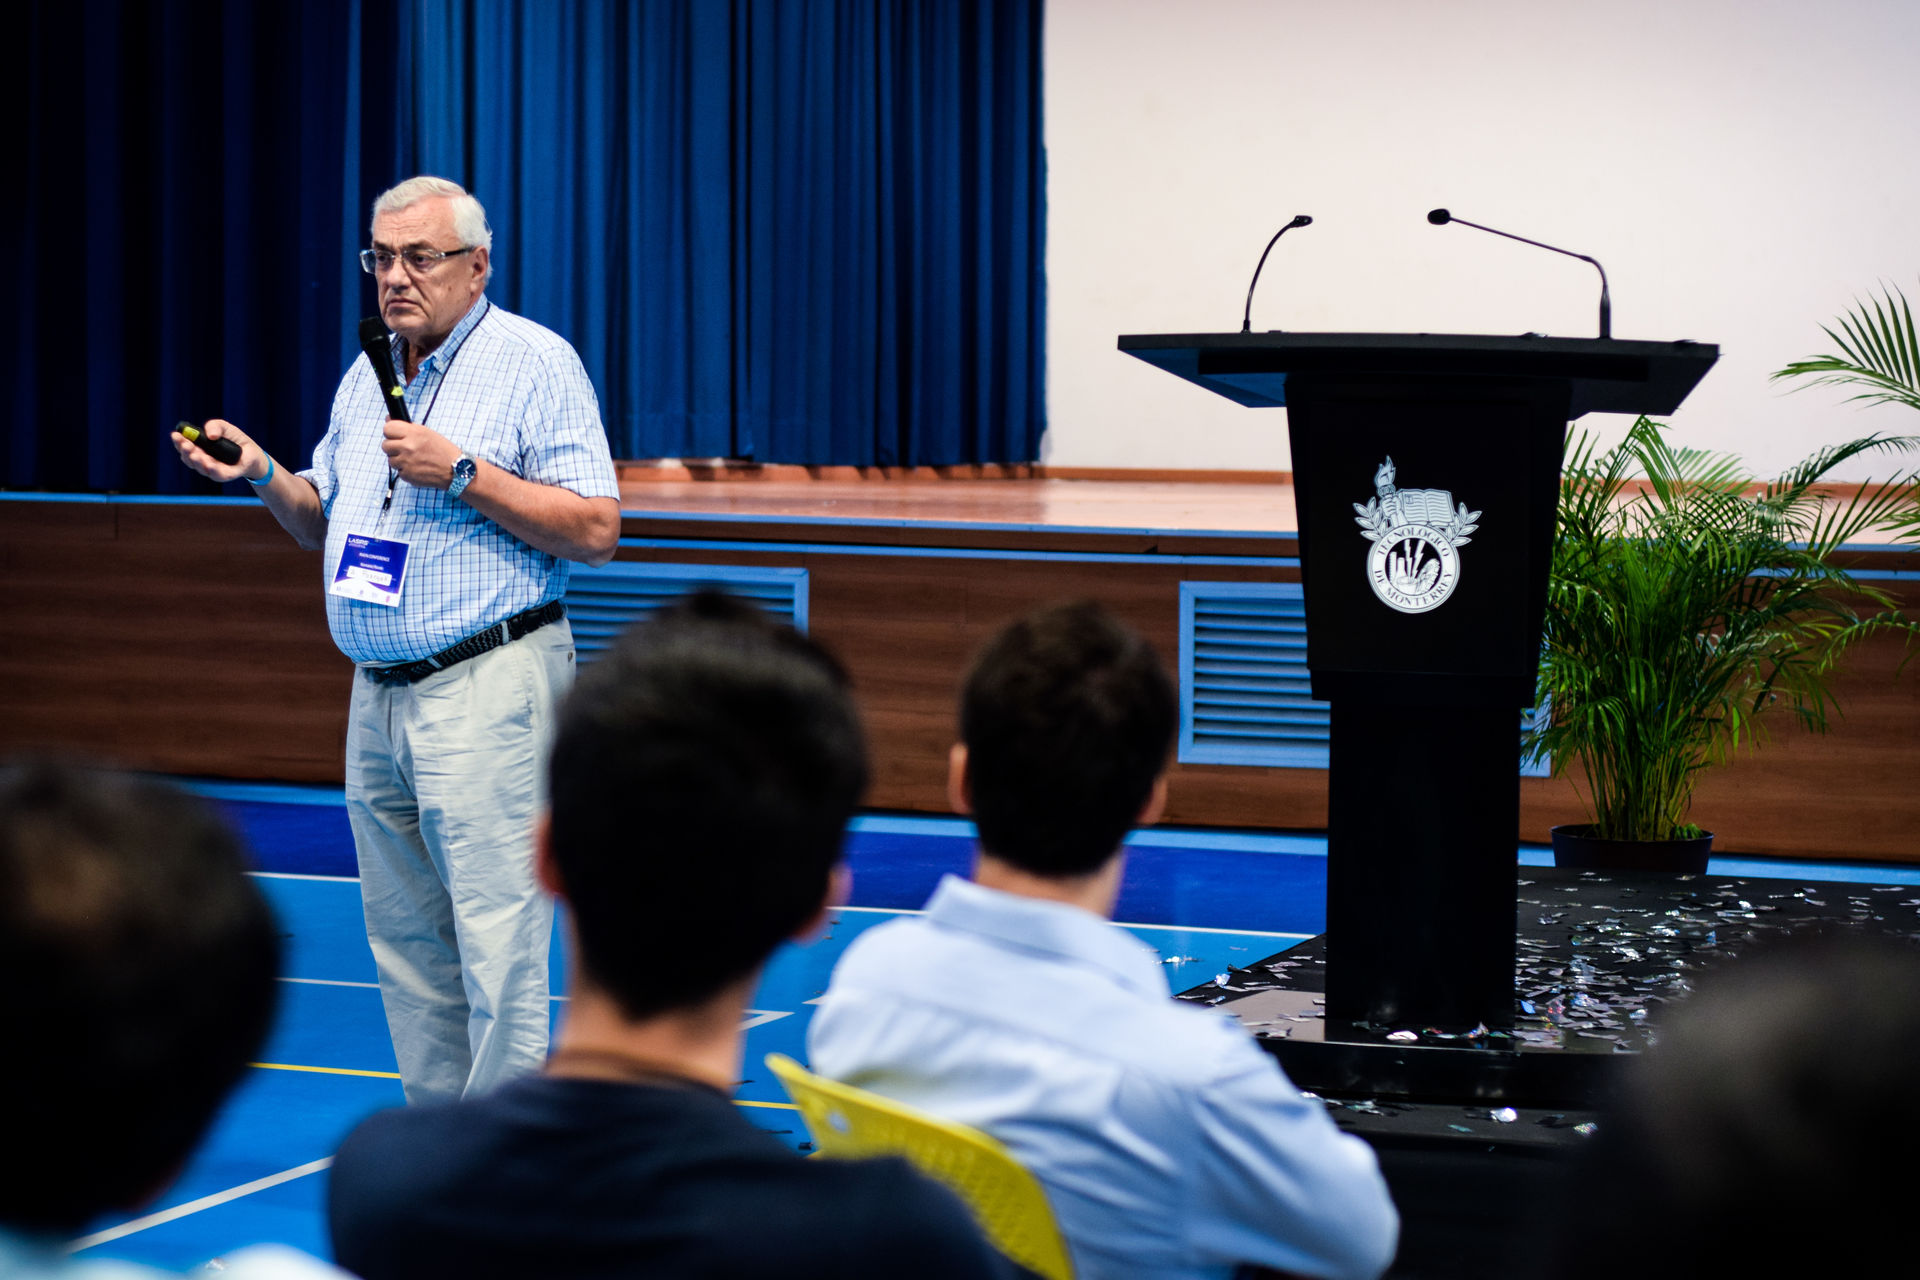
[380,299,491,518]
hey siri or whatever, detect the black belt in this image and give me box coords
[362,600,566,687]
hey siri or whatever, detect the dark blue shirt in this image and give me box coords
[328,1074,1012,1280]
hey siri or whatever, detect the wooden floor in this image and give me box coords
[611,469,1911,541]
[614,472,1302,532]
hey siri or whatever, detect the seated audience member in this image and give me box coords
[328,592,1012,1280]
[1538,932,1920,1278]
[809,600,1400,1280]
[0,759,343,1279]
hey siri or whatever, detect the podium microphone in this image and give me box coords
[358,317,413,422]
[1427,209,1611,339]
[1241,215,1313,333]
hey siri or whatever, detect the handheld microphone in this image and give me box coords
[1426,209,1611,339]
[1241,215,1314,333]
[358,317,413,422]
[175,421,243,465]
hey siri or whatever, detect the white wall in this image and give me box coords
[1044,0,1920,479]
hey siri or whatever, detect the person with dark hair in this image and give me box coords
[0,759,342,1278]
[327,592,1012,1280]
[810,600,1399,1280]
[1537,931,1920,1278]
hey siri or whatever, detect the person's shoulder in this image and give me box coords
[330,1094,478,1199]
[201,1246,352,1279]
[821,910,948,984]
[1165,998,1302,1082]
[339,1092,468,1145]
[839,908,938,956]
[798,1156,1014,1277]
[471,303,580,361]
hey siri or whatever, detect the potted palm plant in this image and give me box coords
[1527,414,1919,872]
[1771,281,1920,418]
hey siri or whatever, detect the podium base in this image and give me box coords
[1179,864,1919,1108]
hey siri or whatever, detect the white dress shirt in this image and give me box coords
[809,875,1399,1280]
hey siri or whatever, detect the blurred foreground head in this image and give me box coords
[545,590,868,1020]
[0,759,278,1233]
[1544,932,1920,1276]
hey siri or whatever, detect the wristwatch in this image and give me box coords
[448,453,478,501]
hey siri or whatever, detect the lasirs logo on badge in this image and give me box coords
[1353,458,1480,614]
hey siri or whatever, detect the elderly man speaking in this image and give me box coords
[176,176,621,1103]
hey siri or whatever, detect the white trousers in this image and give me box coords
[345,620,574,1104]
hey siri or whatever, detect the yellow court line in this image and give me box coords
[252,1061,404,1080]
[253,1059,801,1110]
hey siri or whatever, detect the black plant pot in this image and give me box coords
[1550,824,1714,874]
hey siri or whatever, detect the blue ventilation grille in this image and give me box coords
[1179,582,1330,768]
[564,562,809,661]
[1178,581,1547,773]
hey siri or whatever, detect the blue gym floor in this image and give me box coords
[70,783,1920,1270]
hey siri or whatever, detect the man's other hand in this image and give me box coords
[381,421,462,489]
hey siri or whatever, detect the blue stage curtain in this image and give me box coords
[403,0,740,461]
[736,0,1045,465]
[5,0,396,496]
[403,0,1045,465]
[7,0,1042,492]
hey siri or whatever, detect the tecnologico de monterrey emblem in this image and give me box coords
[1352,457,1481,614]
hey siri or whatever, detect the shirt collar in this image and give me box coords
[398,293,491,376]
[922,874,1171,999]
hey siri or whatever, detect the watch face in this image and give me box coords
[450,455,477,496]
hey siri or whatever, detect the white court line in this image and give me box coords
[1123,922,1309,940]
[831,905,1305,939]
[69,1158,333,1251]
[279,977,564,1005]
[248,871,360,883]
[247,875,1307,940]
[279,978,787,1029]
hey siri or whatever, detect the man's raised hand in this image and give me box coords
[173,419,265,484]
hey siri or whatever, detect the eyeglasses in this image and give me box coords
[360,246,477,276]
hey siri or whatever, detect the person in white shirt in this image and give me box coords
[809,600,1400,1280]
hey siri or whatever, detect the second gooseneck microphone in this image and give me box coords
[1241,215,1313,333]
[1427,209,1611,339]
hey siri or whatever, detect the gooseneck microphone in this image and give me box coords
[358,317,413,422]
[1427,209,1611,339]
[1240,215,1314,333]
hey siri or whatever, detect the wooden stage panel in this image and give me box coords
[615,528,1321,829]
[3,480,1917,863]
[0,500,350,782]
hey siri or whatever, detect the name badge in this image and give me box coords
[330,533,412,608]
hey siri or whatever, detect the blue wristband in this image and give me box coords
[249,456,275,488]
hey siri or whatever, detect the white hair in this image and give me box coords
[371,176,493,281]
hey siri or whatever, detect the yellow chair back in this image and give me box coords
[765,1053,1075,1280]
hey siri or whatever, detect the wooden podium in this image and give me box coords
[1120,333,1718,1035]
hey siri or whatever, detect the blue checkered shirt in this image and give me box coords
[301,298,620,665]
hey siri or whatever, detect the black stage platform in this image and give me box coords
[1181,864,1920,1105]
[1175,865,1920,1277]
